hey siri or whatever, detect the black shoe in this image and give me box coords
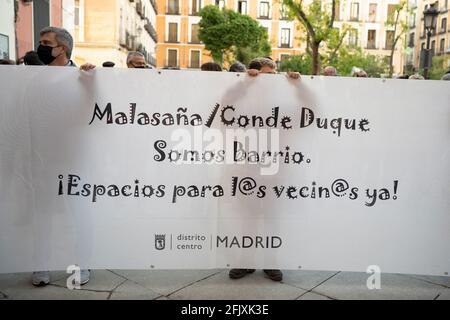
[263,269,283,281]
[229,269,256,279]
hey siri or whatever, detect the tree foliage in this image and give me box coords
[198,5,271,65]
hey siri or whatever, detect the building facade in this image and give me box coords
[156,0,304,69]
[333,0,405,75]
[0,0,16,60]
[63,0,157,67]
[156,0,405,73]
[408,0,449,72]
[14,0,63,60]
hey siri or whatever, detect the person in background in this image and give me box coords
[247,57,301,80]
[229,62,246,72]
[441,67,450,80]
[247,59,263,72]
[201,62,222,71]
[323,66,337,76]
[102,61,115,68]
[23,51,44,65]
[409,73,425,80]
[127,52,149,69]
[0,59,15,65]
[351,66,367,78]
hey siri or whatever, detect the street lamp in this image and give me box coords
[422,5,439,79]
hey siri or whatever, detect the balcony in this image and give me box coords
[136,0,145,18]
[189,38,201,44]
[279,43,292,48]
[166,36,179,43]
[149,0,158,13]
[189,62,201,69]
[126,32,137,51]
[166,4,180,15]
[366,42,377,49]
[164,59,179,69]
[144,19,158,42]
[148,55,156,67]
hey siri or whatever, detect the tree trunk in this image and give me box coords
[311,43,320,75]
[389,48,395,77]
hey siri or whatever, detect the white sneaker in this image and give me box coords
[77,269,90,286]
[32,271,50,287]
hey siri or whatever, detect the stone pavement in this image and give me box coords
[0,269,448,300]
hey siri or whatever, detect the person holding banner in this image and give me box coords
[228,57,300,282]
[247,57,301,80]
[31,26,93,287]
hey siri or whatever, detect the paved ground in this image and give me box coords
[0,270,448,300]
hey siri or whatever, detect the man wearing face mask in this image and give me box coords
[31,26,93,287]
[126,51,150,69]
[37,27,76,67]
[37,26,96,70]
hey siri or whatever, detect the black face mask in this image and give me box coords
[130,63,147,69]
[37,45,58,65]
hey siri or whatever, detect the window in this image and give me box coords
[259,2,270,19]
[280,54,290,63]
[441,18,447,32]
[368,3,377,22]
[168,23,178,42]
[409,12,416,28]
[167,0,179,14]
[334,2,340,21]
[280,28,290,47]
[191,0,201,15]
[33,0,50,50]
[367,29,376,49]
[0,34,9,59]
[191,24,200,43]
[238,1,247,14]
[408,32,415,47]
[280,4,289,19]
[167,49,178,67]
[190,50,200,68]
[350,2,359,21]
[387,4,396,21]
[431,40,436,53]
[440,38,445,52]
[74,0,80,26]
[348,29,358,46]
[215,0,225,9]
[385,30,395,50]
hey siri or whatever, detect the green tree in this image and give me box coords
[336,47,388,77]
[385,0,408,77]
[279,54,312,74]
[198,5,271,66]
[283,0,340,74]
[428,55,449,80]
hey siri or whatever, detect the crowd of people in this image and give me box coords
[2,26,449,80]
[0,25,449,288]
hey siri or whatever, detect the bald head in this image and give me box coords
[323,66,337,76]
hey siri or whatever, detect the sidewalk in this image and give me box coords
[0,269,449,300]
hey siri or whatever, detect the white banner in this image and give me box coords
[0,66,449,276]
